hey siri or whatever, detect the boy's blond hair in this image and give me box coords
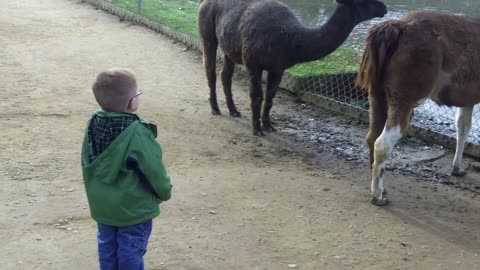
[92,68,137,112]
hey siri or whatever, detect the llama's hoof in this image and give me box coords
[370,196,389,206]
[211,109,222,115]
[229,110,241,117]
[262,123,277,132]
[253,129,265,137]
[451,167,467,177]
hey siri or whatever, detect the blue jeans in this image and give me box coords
[97,220,153,270]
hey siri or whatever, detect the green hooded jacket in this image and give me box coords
[81,110,172,226]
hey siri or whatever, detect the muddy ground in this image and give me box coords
[0,0,479,269]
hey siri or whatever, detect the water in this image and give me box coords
[280,0,478,51]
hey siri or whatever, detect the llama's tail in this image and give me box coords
[356,20,406,100]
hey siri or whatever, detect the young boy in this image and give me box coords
[81,68,172,270]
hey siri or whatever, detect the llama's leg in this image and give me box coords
[366,93,388,195]
[262,71,284,132]
[248,67,264,136]
[371,126,402,205]
[198,9,220,115]
[202,42,220,115]
[370,106,413,206]
[221,56,241,117]
[452,106,473,176]
[366,93,388,168]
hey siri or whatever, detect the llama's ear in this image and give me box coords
[336,0,353,5]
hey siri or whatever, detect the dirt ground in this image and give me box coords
[1,0,479,269]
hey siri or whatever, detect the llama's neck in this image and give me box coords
[292,5,357,64]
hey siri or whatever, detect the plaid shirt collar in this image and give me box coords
[87,111,139,162]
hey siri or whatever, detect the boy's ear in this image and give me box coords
[127,99,132,110]
[127,99,135,111]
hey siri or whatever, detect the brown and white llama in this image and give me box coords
[357,11,480,206]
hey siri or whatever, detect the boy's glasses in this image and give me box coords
[130,89,143,101]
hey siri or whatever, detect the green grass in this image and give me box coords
[113,0,360,76]
[286,47,360,77]
[116,0,199,37]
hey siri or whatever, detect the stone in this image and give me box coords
[470,162,480,172]
[400,149,445,163]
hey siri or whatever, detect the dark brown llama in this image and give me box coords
[198,0,387,136]
[357,11,480,206]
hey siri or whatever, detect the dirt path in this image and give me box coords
[0,0,479,269]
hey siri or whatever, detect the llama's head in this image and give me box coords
[337,0,387,24]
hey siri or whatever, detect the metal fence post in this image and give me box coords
[137,0,142,14]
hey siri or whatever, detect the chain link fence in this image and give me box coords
[287,70,480,145]
[92,0,480,154]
